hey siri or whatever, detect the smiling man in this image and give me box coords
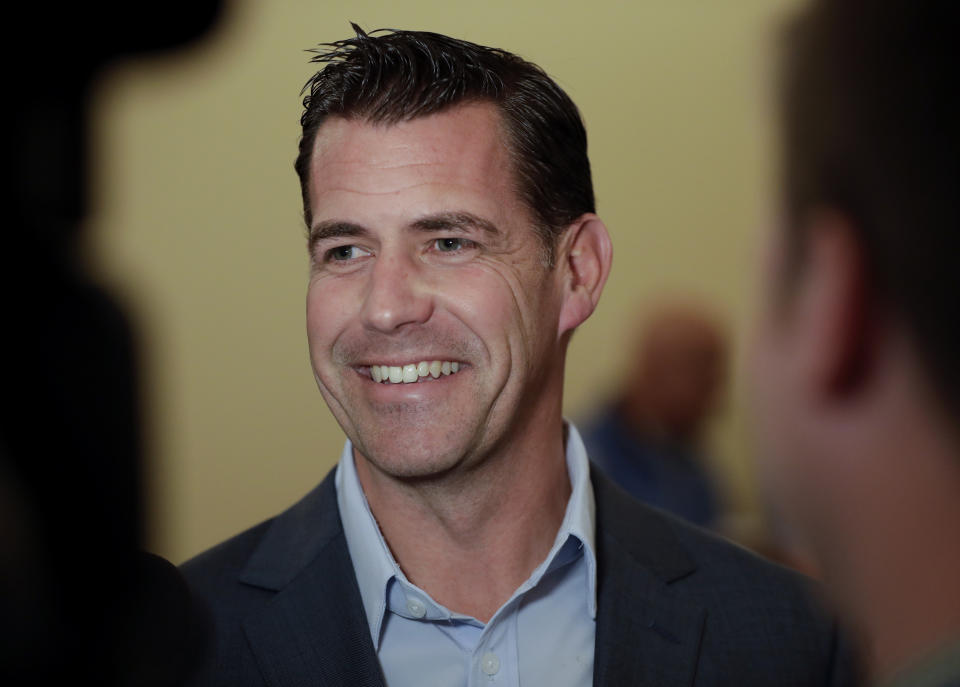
[182,27,853,686]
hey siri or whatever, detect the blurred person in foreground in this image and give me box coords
[583,302,727,528]
[183,26,853,686]
[749,1,960,685]
[1,3,219,684]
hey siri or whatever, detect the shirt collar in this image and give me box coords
[335,422,598,649]
[561,422,599,617]
[335,441,398,647]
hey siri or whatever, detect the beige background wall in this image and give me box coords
[87,0,801,564]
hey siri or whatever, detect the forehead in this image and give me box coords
[307,103,529,229]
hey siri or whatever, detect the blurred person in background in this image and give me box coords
[749,0,959,685]
[582,301,727,528]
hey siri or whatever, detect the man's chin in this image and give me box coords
[351,436,475,482]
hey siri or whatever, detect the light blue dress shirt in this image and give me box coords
[335,424,598,687]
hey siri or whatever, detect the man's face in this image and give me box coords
[748,225,802,506]
[305,103,567,479]
[747,222,830,549]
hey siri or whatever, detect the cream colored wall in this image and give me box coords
[88,0,801,564]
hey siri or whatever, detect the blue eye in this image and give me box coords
[435,238,463,252]
[327,245,367,261]
[435,237,479,253]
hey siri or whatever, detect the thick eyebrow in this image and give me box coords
[308,220,370,253]
[410,212,500,236]
[308,212,500,254]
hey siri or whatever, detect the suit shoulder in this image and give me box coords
[609,488,822,608]
[595,467,818,605]
[181,471,339,593]
[180,519,275,596]
[601,495,856,684]
[668,516,859,683]
[672,514,819,604]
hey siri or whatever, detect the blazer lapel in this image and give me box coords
[591,467,706,687]
[225,465,705,686]
[237,473,386,687]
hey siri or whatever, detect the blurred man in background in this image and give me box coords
[750,1,959,685]
[583,301,727,528]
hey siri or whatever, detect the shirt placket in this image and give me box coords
[467,601,520,687]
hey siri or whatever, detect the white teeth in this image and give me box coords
[369,359,463,383]
[402,364,418,383]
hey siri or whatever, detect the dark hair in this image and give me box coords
[294,24,594,264]
[778,0,959,413]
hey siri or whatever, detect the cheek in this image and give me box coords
[749,326,789,435]
[306,279,354,354]
[747,312,794,459]
[433,262,531,331]
[747,231,797,450]
[747,318,821,529]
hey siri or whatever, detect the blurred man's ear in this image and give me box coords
[793,210,875,400]
[557,214,613,337]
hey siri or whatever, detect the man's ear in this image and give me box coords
[794,209,874,399]
[557,214,613,337]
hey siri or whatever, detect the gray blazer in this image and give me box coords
[182,466,856,686]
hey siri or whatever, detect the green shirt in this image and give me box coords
[882,639,960,687]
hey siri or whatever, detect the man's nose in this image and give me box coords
[360,252,434,333]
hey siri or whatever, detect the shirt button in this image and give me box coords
[405,597,426,618]
[481,652,500,676]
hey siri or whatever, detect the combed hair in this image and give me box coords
[294,24,595,264]
[778,0,960,414]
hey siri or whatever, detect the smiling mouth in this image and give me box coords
[367,360,462,384]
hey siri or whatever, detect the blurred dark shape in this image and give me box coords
[749,0,960,683]
[116,553,212,687]
[1,3,222,684]
[582,301,727,528]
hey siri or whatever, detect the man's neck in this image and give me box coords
[822,410,960,684]
[354,420,571,623]
[851,520,960,684]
